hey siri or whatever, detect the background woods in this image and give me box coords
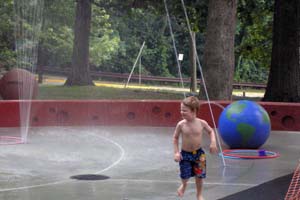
[0,0,299,102]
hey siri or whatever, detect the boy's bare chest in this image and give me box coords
[181,123,203,136]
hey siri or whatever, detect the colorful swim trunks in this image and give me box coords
[179,148,206,179]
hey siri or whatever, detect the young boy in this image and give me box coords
[173,96,218,200]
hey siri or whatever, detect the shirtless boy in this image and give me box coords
[173,96,218,200]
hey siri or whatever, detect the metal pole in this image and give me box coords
[124,41,145,88]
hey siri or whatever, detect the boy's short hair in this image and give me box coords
[182,96,200,113]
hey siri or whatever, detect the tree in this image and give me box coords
[200,0,237,100]
[65,0,94,86]
[263,0,300,102]
[0,0,15,70]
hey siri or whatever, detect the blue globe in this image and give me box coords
[218,100,271,149]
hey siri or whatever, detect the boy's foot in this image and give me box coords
[177,184,185,197]
[197,195,205,200]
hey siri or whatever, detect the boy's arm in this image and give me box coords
[202,120,218,154]
[173,123,181,162]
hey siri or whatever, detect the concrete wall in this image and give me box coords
[0,100,299,131]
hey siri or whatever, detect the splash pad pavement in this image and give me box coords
[0,100,299,199]
[0,126,299,200]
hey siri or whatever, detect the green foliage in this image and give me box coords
[100,7,173,77]
[159,0,207,77]
[89,6,121,66]
[0,0,275,84]
[40,0,120,68]
[40,26,74,66]
[235,0,274,82]
[38,0,75,66]
[0,48,16,69]
[169,0,208,33]
[0,0,15,69]
[234,55,268,83]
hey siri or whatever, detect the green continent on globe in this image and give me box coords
[237,123,256,146]
[226,102,247,122]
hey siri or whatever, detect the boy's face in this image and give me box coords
[180,103,195,120]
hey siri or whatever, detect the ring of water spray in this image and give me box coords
[0,129,125,192]
[0,136,24,145]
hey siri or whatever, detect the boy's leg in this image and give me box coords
[194,149,206,199]
[178,158,192,197]
[177,178,189,197]
[195,177,204,200]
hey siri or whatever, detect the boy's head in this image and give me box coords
[181,96,200,113]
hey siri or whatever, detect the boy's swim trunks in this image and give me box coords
[179,148,206,179]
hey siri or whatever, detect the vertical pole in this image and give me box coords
[189,31,197,93]
[139,56,141,85]
[124,41,145,88]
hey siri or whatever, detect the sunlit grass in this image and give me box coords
[38,83,264,101]
[38,85,185,100]
[39,76,265,100]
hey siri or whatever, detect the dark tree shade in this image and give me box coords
[263,0,300,102]
[200,0,237,100]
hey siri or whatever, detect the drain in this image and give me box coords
[70,174,110,181]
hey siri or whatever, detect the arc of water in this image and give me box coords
[180,0,226,166]
[13,0,44,143]
[163,0,226,166]
[163,0,186,98]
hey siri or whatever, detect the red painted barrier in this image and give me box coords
[0,100,299,131]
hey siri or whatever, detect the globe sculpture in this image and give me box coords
[218,100,271,149]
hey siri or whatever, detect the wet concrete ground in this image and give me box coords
[0,126,298,200]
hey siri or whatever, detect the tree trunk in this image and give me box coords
[65,0,94,86]
[263,0,300,102]
[37,46,45,84]
[189,31,197,93]
[199,0,237,100]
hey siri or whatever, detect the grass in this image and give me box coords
[37,83,264,101]
[38,85,185,100]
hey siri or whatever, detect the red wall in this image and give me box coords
[1,100,300,131]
